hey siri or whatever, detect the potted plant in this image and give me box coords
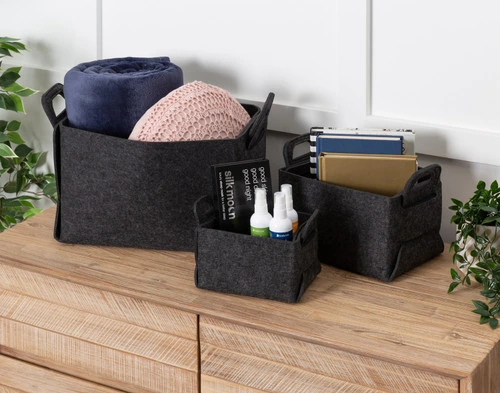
[0,37,57,231]
[448,180,500,329]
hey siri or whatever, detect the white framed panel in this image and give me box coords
[101,0,338,133]
[337,0,500,166]
[371,0,500,133]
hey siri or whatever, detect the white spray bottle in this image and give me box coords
[269,192,293,241]
[281,183,299,234]
[250,188,272,237]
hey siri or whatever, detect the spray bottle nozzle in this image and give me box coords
[273,192,287,219]
[254,188,268,214]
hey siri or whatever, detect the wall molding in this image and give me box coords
[335,0,500,166]
[239,99,336,135]
[96,0,103,59]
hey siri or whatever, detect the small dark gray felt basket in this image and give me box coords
[194,195,321,303]
[278,133,444,282]
[42,83,274,251]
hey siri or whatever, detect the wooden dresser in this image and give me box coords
[0,207,499,393]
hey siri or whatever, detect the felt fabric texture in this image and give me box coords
[279,135,444,281]
[194,196,321,303]
[50,95,272,251]
[129,81,250,142]
[63,56,183,138]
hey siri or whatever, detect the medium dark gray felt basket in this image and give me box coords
[194,196,321,303]
[278,133,444,282]
[42,83,274,251]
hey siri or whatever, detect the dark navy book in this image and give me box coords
[315,133,404,178]
[309,127,414,176]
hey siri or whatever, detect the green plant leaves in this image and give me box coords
[0,37,58,231]
[0,195,36,230]
[472,299,489,310]
[0,70,20,88]
[450,198,463,208]
[43,180,57,197]
[449,179,500,330]
[479,205,498,213]
[448,281,460,293]
[450,268,461,281]
[453,253,466,265]
[0,92,17,111]
[0,65,33,114]
[0,93,25,112]
[22,207,42,220]
[14,143,32,158]
[6,131,25,145]
[4,82,37,97]
[6,120,20,131]
[3,181,17,193]
[482,216,500,225]
[0,144,17,158]
[9,93,24,113]
[0,38,26,58]
[472,299,500,329]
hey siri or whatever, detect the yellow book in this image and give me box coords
[318,153,418,196]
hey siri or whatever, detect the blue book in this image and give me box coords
[309,127,414,176]
[315,134,404,178]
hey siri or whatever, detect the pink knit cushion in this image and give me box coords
[129,81,250,142]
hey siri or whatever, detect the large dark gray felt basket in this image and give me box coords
[42,83,274,251]
[194,196,321,303]
[278,133,444,282]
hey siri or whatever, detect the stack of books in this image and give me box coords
[310,127,417,196]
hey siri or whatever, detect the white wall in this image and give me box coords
[2,0,499,242]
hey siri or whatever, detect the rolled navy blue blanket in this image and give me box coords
[63,56,183,138]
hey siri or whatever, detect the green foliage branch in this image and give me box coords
[0,37,57,231]
[448,180,500,329]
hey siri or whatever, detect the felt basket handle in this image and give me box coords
[295,209,319,247]
[41,83,66,128]
[283,133,310,167]
[401,164,441,208]
[246,92,275,150]
[193,195,217,227]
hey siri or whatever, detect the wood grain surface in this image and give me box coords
[0,354,124,393]
[0,287,198,393]
[200,316,457,393]
[0,207,500,392]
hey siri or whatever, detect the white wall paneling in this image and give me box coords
[0,1,98,210]
[1,0,99,71]
[337,0,500,167]
[371,1,500,134]
[3,0,500,242]
[101,0,338,134]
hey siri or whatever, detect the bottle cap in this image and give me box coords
[273,192,287,219]
[254,188,268,214]
[281,184,293,210]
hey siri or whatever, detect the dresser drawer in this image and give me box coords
[0,267,199,393]
[200,316,458,393]
[0,354,124,393]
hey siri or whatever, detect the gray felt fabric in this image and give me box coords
[278,134,444,282]
[47,89,275,251]
[194,196,321,303]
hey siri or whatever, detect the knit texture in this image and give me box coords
[51,101,266,251]
[129,81,250,142]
